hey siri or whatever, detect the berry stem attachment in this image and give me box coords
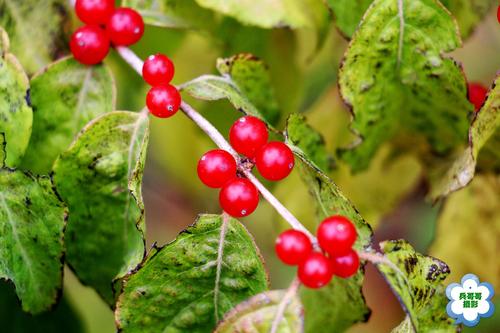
[270,278,301,333]
[116,46,316,241]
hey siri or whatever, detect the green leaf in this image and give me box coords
[0,281,83,333]
[21,57,116,174]
[0,0,69,73]
[53,111,148,305]
[0,28,32,168]
[0,169,66,314]
[375,240,456,332]
[285,113,333,172]
[431,174,500,291]
[181,54,279,126]
[214,290,303,333]
[122,0,215,29]
[115,214,269,333]
[194,0,324,29]
[328,0,495,40]
[431,75,499,199]
[216,54,281,126]
[285,117,373,331]
[440,0,496,38]
[338,0,471,172]
[326,0,373,38]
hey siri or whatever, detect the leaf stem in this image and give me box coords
[115,47,316,241]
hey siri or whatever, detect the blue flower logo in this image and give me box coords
[446,274,495,327]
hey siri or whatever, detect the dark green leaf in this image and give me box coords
[326,0,373,38]
[21,57,116,174]
[217,54,281,125]
[285,113,332,172]
[0,280,83,332]
[431,75,499,199]
[122,0,215,29]
[214,290,303,333]
[53,111,148,305]
[285,116,373,331]
[338,0,471,172]
[0,169,66,314]
[0,28,32,168]
[115,214,269,333]
[0,0,69,73]
[376,240,456,332]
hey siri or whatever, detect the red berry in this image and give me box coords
[317,215,357,257]
[497,5,500,24]
[146,85,181,118]
[106,7,144,46]
[219,178,259,218]
[75,0,114,25]
[298,252,334,289]
[197,150,237,188]
[70,25,110,65]
[275,230,313,265]
[255,142,294,181]
[331,249,360,278]
[229,116,269,158]
[468,82,488,112]
[142,54,175,86]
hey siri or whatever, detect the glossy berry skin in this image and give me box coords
[331,249,360,278]
[70,25,110,65]
[497,5,500,24]
[255,142,294,181]
[219,178,259,218]
[298,252,334,289]
[197,150,237,188]
[275,230,313,265]
[229,116,269,158]
[317,215,357,257]
[142,54,175,86]
[75,0,115,25]
[468,82,488,112]
[106,8,144,46]
[146,85,181,118]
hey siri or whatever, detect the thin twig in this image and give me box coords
[116,46,317,242]
[269,278,301,333]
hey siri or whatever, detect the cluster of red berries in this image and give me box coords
[142,54,182,117]
[197,116,295,218]
[275,215,359,289]
[70,0,144,65]
[468,82,488,112]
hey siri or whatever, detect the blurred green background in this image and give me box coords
[4,2,500,333]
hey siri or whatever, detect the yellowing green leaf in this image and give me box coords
[122,0,215,29]
[0,0,69,73]
[326,0,373,38]
[53,111,148,304]
[215,290,303,333]
[0,28,32,168]
[338,0,471,172]
[21,57,116,174]
[181,54,281,126]
[115,214,269,333]
[431,75,499,199]
[376,240,456,332]
[194,0,323,29]
[0,169,66,314]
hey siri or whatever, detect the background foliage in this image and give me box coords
[0,0,499,332]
